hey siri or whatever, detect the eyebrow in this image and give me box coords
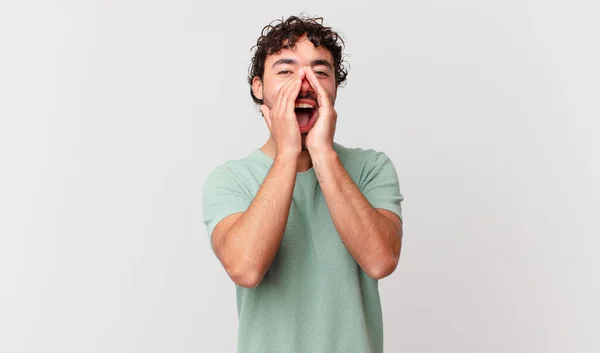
[271,58,333,70]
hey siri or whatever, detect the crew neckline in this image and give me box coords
[251,148,316,177]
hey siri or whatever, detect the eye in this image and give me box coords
[278,70,293,75]
[315,70,329,77]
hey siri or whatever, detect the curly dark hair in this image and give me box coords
[248,15,349,105]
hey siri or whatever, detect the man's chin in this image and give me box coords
[301,133,308,152]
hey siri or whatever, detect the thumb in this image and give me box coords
[260,104,272,129]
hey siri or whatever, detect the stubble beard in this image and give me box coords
[301,133,308,152]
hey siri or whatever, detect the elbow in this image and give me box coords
[365,254,399,280]
[226,263,264,288]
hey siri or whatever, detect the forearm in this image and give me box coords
[312,149,401,278]
[221,153,298,284]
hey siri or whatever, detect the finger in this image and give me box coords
[278,69,304,110]
[260,104,272,129]
[281,68,305,119]
[271,70,301,123]
[304,66,332,108]
[275,70,302,111]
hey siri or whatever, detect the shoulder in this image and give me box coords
[333,142,400,190]
[203,149,269,193]
[334,142,395,169]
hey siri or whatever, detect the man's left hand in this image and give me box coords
[304,67,337,156]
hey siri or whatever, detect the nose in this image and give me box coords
[299,77,314,95]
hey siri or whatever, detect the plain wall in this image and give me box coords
[1,0,599,352]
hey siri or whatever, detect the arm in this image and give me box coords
[312,150,403,279]
[210,69,307,288]
[212,153,298,288]
[301,67,402,280]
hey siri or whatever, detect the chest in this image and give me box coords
[267,183,358,279]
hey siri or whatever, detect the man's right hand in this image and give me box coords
[212,70,306,286]
[260,68,305,158]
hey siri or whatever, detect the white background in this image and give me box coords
[1,0,599,352]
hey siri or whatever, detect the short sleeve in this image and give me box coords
[359,152,404,222]
[202,166,252,248]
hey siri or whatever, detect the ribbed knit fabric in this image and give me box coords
[202,142,403,353]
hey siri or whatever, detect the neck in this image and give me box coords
[261,137,313,173]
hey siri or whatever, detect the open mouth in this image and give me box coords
[294,100,318,133]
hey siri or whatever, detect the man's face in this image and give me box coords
[252,35,337,138]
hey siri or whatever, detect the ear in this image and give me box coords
[251,76,263,100]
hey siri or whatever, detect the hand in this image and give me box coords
[260,69,306,158]
[304,67,337,155]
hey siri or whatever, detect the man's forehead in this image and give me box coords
[266,44,333,66]
[266,36,333,65]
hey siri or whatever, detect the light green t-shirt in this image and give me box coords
[202,142,404,353]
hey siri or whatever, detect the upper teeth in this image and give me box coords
[295,103,314,109]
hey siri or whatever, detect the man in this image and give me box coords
[202,15,404,353]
